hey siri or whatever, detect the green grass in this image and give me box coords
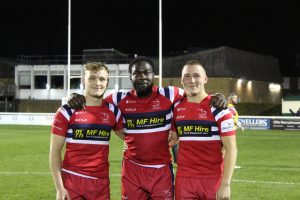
[0,126,300,199]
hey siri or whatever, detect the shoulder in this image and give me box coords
[105,90,131,105]
[157,86,185,102]
[54,104,75,121]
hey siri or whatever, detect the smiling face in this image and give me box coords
[181,63,207,97]
[83,63,109,99]
[130,61,154,97]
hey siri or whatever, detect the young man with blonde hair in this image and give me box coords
[50,62,124,200]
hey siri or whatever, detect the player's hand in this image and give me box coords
[216,183,230,200]
[56,187,71,200]
[210,93,227,109]
[67,93,86,109]
[123,141,128,152]
[168,131,178,147]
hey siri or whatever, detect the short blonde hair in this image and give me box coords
[84,62,109,74]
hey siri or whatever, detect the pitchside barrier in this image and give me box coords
[0,113,299,130]
[239,116,300,131]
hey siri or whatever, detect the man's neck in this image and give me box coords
[187,92,208,103]
[134,90,152,98]
[85,95,103,106]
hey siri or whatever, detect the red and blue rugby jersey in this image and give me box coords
[105,86,184,165]
[172,95,235,178]
[51,101,122,178]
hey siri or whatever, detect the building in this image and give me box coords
[157,46,282,104]
[0,58,16,112]
[13,46,283,112]
[15,49,131,112]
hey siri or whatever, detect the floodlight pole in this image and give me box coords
[159,0,162,87]
[67,0,71,97]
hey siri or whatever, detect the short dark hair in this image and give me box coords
[182,59,206,75]
[184,59,203,66]
[128,56,155,74]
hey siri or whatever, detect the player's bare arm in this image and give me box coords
[168,131,178,147]
[217,135,237,200]
[49,134,71,200]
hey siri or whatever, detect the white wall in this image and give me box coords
[15,64,130,100]
[282,100,300,114]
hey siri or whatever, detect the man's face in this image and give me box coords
[231,95,238,104]
[130,61,154,97]
[83,69,108,98]
[181,64,207,97]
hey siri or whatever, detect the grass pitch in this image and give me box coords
[0,125,300,199]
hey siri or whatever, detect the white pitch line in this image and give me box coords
[0,172,298,185]
[233,179,300,185]
[0,172,51,175]
[0,171,121,176]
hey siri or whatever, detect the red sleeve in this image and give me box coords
[51,108,69,137]
[217,109,236,137]
[173,86,185,103]
[104,93,114,104]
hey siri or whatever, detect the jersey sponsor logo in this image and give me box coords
[177,107,186,111]
[125,108,136,112]
[125,116,166,129]
[75,118,88,122]
[101,113,110,122]
[221,118,235,132]
[162,189,172,199]
[54,118,62,124]
[177,125,211,137]
[125,100,136,104]
[126,100,136,104]
[176,115,185,119]
[197,108,208,119]
[52,125,63,131]
[152,99,161,110]
[72,128,111,141]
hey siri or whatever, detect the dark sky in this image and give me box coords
[1,1,300,76]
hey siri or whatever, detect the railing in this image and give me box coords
[17,54,131,65]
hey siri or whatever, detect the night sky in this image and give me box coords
[1,1,300,76]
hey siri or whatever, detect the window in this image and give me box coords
[283,77,290,89]
[71,78,81,89]
[51,76,64,89]
[18,71,31,89]
[35,76,47,89]
[71,70,81,76]
[119,70,131,89]
[108,70,116,89]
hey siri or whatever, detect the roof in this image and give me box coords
[160,46,281,83]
